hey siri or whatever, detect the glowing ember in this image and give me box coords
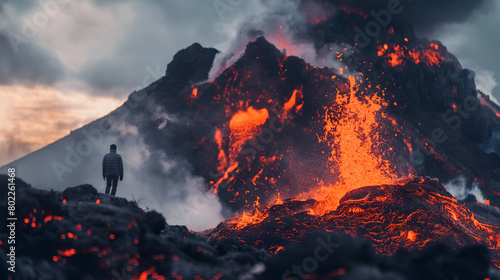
[57,248,76,257]
[377,43,445,67]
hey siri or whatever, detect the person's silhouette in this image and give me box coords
[102,144,123,196]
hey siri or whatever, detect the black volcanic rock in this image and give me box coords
[261,233,492,280]
[0,175,267,280]
[3,176,499,280]
[63,184,97,201]
[165,43,219,85]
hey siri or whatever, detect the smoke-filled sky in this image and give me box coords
[1,0,499,166]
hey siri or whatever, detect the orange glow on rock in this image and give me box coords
[377,43,445,67]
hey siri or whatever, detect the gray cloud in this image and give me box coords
[0,31,65,85]
[77,0,262,97]
[0,2,65,86]
[1,0,36,13]
[436,0,500,102]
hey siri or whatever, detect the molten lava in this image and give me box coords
[314,75,397,213]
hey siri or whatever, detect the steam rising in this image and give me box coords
[100,118,225,231]
[444,176,487,203]
[475,68,499,104]
[208,0,344,81]
[321,0,494,34]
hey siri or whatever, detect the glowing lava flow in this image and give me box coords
[283,88,303,116]
[220,75,399,228]
[228,107,269,164]
[212,106,269,194]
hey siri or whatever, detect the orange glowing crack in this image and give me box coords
[213,163,239,194]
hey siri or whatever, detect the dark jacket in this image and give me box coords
[102,150,123,178]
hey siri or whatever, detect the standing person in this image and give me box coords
[102,144,124,196]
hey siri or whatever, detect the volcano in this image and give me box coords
[2,4,500,280]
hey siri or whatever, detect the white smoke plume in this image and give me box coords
[474,67,499,104]
[106,116,225,231]
[208,0,345,81]
[444,176,486,203]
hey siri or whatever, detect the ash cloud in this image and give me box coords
[321,0,494,34]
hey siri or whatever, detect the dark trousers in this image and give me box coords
[105,176,119,196]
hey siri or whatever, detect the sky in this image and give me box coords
[1,0,499,166]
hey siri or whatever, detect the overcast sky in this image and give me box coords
[1,0,499,166]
